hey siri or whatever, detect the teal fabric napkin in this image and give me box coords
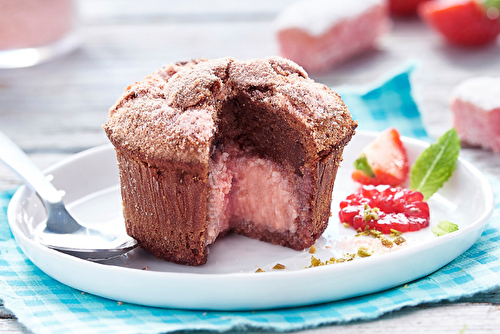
[1,64,500,334]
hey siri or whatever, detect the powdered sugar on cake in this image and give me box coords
[105,57,354,167]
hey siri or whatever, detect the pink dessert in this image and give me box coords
[275,0,391,74]
[0,0,74,50]
[450,77,500,153]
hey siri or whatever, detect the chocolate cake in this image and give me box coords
[104,57,357,265]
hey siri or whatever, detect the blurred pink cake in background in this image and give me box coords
[450,77,500,153]
[275,0,391,74]
[0,0,74,50]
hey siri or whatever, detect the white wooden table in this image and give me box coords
[1,1,500,332]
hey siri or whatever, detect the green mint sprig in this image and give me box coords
[432,220,459,237]
[410,128,461,201]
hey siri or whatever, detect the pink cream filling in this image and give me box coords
[206,147,301,244]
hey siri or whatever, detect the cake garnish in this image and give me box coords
[389,229,402,238]
[410,128,461,200]
[342,127,460,236]
[310,256,324,267]
[340,185,430,234]
[380,237,394,248]
[357,246,372,257]
[352,128,409,187]
[432,220,459,237]
[273,263,287,270]
[394,236,406,245]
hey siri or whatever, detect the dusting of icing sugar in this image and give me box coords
[171,109,215,144]
[334,235,408,256]
[275,0,385,37]
[450,77,500,112]
[104,57,356,166]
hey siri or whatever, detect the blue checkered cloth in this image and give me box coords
[1,64,500,334]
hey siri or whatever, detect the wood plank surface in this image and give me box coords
[1,1,500,332]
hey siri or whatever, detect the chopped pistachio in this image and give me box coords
[394,236,406,245]
[363,204,380,222]
[389,229,402,238]
[337,253,356,262]
[357,226,371,237]
[343,223,350,228]
[273,263,286,270]
[255,268,265,273]
[309,245,317,254]
[369,229,382,237]
[380,237,394,248]
[357,247,372,258]
[309,256,324,267]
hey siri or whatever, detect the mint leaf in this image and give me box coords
[410,128,460,200]
[432,220,459,237]
[353,153,375,177]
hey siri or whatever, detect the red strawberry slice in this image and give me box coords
[339,185,430,234]
[390,0,434,16]
[418,0,500,46]
[351,128,409,187]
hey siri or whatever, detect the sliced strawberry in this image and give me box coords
[389,0,434,16]
[339,185,430,234]
[418,0,500,46]
[351,128,409,187]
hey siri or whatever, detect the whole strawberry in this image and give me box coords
[419,0,500,46]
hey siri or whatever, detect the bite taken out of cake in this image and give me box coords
[450,76,500,153]
[103,57,357,265]
[275,0,390,74]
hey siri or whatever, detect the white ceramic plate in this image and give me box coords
[7,131,494,310]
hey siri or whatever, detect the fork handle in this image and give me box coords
[0,130,62,204]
